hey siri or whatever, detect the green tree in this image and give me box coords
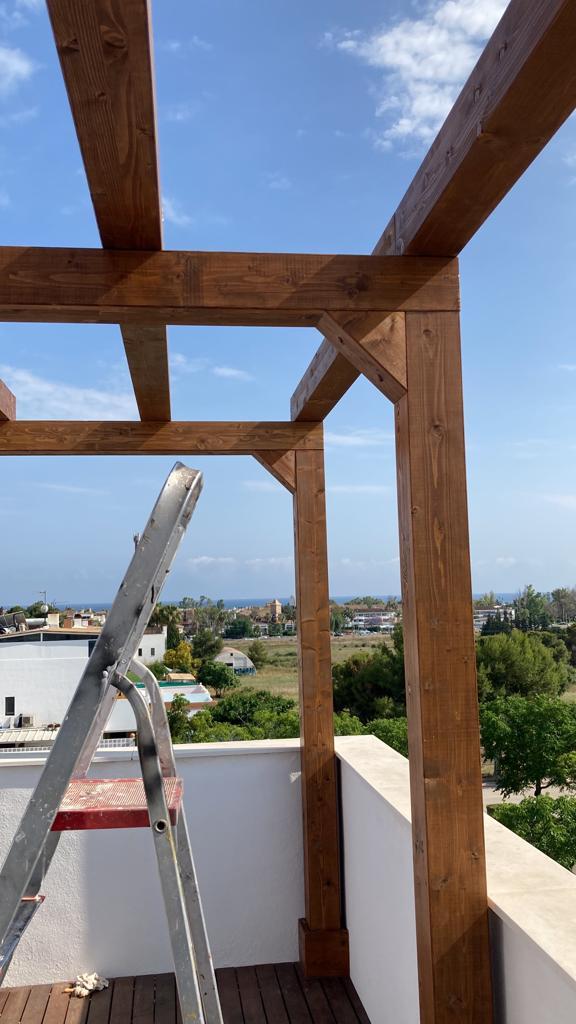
[166,694,193,743]
[192,629,223,664]
[474,591,498,609]
[147,660,169,681]
[476,629,572,701]
[211,688,295,726]
[26,601,57,617]
[480,695,576,796]
[330,604,346,633]
[247,639,267,669]
[365,717,409,757]
[333,710,365,736]
[550,587,576,624]
[489,797,576,870]
[164,641,193,674]
[333,625,405,721]
[197,660,237,698]
[481,610,512,636]
[513,584,552,631]
[223,616,254,639]
[149,602,181,631]
[166,620,180,651]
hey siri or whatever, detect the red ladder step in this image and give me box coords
[51,778,183,831]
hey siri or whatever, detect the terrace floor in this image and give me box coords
[0,966,371,1023]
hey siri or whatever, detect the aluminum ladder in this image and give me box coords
[0,462,223,1024]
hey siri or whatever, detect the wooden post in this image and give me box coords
[396,311,493,1022]
[293,443,349,977]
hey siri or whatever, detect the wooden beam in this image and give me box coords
[253,451,295,493]
[292,0,576,421]
[293,444,348,978]
[0,249,459,325]
[396,311,492,1022]
[318,311,406,404]
[47,0,170,420]
[0,421,323,455]
[379,0,576,257]
[0,381,15,421]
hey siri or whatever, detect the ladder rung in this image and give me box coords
[51,778,183,831]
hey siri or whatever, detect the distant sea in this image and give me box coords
[54,593,519,611]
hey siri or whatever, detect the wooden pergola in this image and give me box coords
[1,1,576,1020]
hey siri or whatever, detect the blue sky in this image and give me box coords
[1,0,576,605]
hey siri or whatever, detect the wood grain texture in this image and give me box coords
[46,0,170,420]
[378,0,576,257]
[292,0,576,422]
[0,421,322,455]
[395,312,492,1023]
[0,380,15,421]
[120,325,170,421]
[289,339,360,423]
[293,445,348,975]
[0,248,459,324]
[318,311,407,404]
[253,450,296,493]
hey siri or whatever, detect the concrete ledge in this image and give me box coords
[335,734,576,1014]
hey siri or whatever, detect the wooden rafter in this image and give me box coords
[0,249,458,325]
[253,451,296,493]
[0,421,322,455]
[318,312,406,404]
[291,0,576,421]
[47,0,170,421]
[0,380,15,421]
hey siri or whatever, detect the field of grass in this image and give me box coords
[232,634,385,699]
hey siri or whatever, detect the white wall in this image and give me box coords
[0,740,304,986]
[336,735,576,1024]
[0,629,168,730]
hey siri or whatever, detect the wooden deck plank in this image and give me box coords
[1,986,31,1022]
[85,980,112,1024]
[236,969,265,1024]
[341,981,370,1024]
[131,977,155,1024]
[215,969,244,1024]
[274,965,312,1024]
[294,966,335,1024]
[0,967,370,1023]
[42,985,72,1024]
[108,978,134,1024]
[254,966,289,1024]
[21,985,51,1024]
[318,980,357,1024]
[64,992,89,1024]
[153,975,176,1024]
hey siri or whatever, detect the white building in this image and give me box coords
[0,626,180,736]
[215,646,256,675]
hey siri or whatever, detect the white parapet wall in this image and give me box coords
[336,735,576,1024]
[0,740,304,986]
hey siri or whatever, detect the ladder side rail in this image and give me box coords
[113,674,208,1024]
[74,467,203,776]
[131,659,176,777]
[0,465,202,946]
[130,659,223,1023]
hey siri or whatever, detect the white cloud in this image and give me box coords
[328,484,391,495]
[189,556,238,569]
[245,557,293,570]
[242,480,283,494]
[324,0,506,148]
[495,556,517,568]
[325,428,393,447]
[0,104,37,125]
[165,101,201,124]
[33,482,107,496]
[558,363,576,372]
[170,352,210,375]
[162,195,192,228]
[161,36,212,53]
[0,43,34,95]
[267,173,292,191]
[0,365,137,419]
[543,495,576,511]
[213,366,254,382]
